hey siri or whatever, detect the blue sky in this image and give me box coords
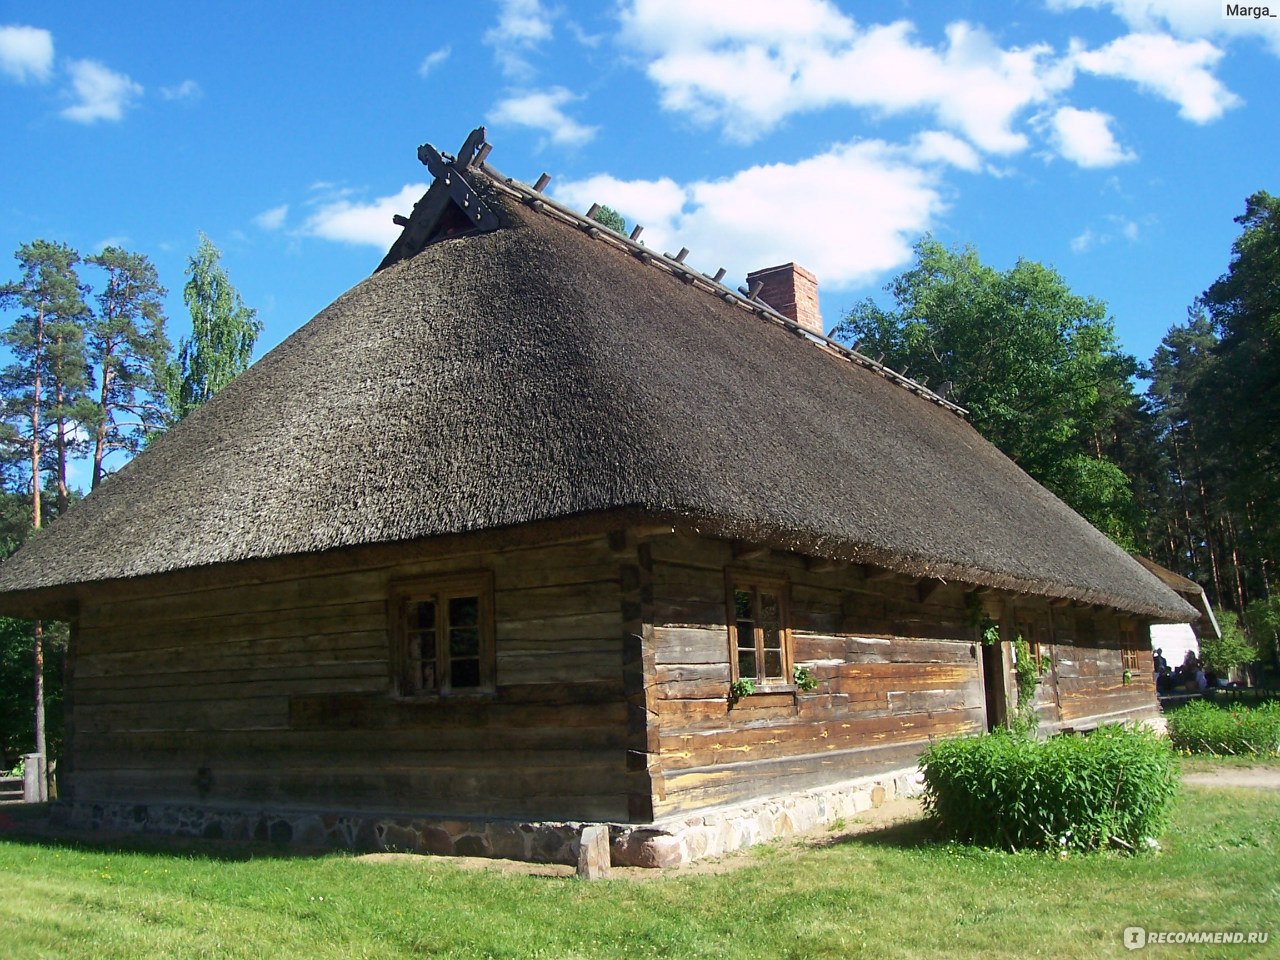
[1,0,1277,393]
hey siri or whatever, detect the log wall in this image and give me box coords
[64,521,1161,830]
[68,534,633,822]
[640,536,986,818]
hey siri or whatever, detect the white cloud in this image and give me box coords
[1047,106,1136,167]
[910,131,983,172]
[1070,227,1098,253]
[1073,33,1241,122]
[93,235,131,253]
[0,24,53,83]
[60,59,142,123]
[619,1,1072,151]
[488,87,598,146]
[418,45,451,77]
[303,183,427,247]
[254,204,289,231]
[485,0,555,78]
[556,139,955,290]
[160,79,202,101]
[1070,213,1141,252]
[1047,0,1280,54]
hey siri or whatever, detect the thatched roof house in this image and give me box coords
[0,130,1193,866]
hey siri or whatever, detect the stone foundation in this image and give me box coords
[615,767,923,867]
[56,767,922,868]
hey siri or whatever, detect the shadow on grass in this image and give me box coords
[0,804,339,863]
[814,816,940,851]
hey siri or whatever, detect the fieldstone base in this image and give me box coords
[56,767,922,868]
[612,767,922,867]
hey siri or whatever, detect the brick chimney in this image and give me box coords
[745,263,822,336]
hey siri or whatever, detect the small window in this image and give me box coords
[1120,623,1141,672]
[392,573,494,696]
[728,575,791,688]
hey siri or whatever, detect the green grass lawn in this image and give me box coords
[2,778,1278,960]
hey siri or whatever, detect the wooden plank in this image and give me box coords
[80,724,633,759]
[76,696,291,733]
[652,625,726,665]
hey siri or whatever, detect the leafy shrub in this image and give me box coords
[920,725,1178,851]
[1199,610,1258,675]
[1166,700,1280,756]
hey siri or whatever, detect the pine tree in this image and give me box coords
[0,240,88,763]
[86,247,172,487]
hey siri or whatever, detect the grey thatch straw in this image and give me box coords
[0,164,1194,622]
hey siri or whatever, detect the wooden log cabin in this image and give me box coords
[0,130,1195,865]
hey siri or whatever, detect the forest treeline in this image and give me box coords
[835,190,1279,665]
[0,234,261,762]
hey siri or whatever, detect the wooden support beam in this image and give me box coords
[630,523,677,541]
[805,557,842,574]
[629,225,644,241]
[916,579,944,603]
[533,172,551,192]
[732,542,771,561]
[712,267,726,283]
[455,127,487,168]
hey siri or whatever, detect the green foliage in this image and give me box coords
[0,615,64,765]
[0,239,91,503]
[86,246,172,486]
[1166,700,1280,756]
[587,204,626,234]
[167,233,260,421]
[833,236,1142,545]
[729,677,757,701]
[1009,636,1047,736]
[1243,595,1280,666]
[1197,192,1280,567]
[1199,610,1257,675]
[793,665,818,692]
[1142,193,1279,613]
[920,725,1179,851]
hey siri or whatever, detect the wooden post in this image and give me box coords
[22,752,47,803]
[577,824,612,879]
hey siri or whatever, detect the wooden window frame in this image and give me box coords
[725,571,793,691]
[389,571,495,697]
[1119,623,1141,672]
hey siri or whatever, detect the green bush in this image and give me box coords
[919,725,1178,852]
[1166,699,1280,756]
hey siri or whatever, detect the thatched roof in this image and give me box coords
[0,137,1194,622]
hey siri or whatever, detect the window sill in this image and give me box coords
[392,688,498,702]
[729,687,797,709]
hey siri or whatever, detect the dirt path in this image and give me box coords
[1182,767,1280,790]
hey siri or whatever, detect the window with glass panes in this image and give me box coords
[393,573,494,695]
[729,576,791,687]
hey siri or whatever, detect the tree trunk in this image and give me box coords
[30,304,46,768]
[92,359,113,490]
[1168,435,1203,581]
[32,620,45,758]
[54,332,69,514]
